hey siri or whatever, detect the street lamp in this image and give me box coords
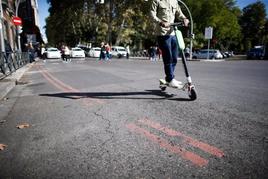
[177,0,194,60]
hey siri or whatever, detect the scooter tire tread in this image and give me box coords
[189,88,197,101]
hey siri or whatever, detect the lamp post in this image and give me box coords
[178,0,194,60]
[0,0,5,52]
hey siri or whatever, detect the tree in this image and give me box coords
[46,0,154,49]
[240,1,267,51]
[183,0,241,50]
[44,0,266,53]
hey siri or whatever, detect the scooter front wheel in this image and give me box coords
[189,87,197,101]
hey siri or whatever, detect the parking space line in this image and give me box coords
[126,123,208,167]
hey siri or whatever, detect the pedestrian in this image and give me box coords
[4,40,13,60]
[152,46,157,61]
[149,46,157,61]
[99,42,106,60]
[61,44,65,61]
[64,45,71,62]
[150,0,189,88]
[157,46,162,60]
[28,42,35,63]
[126,45,130,59]
[41,44,46,62]
[105,43,111,60]
[148,47,152,60]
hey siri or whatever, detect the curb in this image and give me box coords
[0,63,34,100]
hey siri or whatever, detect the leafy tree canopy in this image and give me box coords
[45,0,267,52]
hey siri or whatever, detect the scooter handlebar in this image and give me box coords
[169,22,184,27]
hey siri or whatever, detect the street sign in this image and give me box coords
[12,16,22,26]
[205,27,213,39]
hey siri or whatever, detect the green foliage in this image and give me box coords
[45,0,267,52]
[239,1,267,51]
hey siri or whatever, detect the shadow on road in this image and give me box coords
[39,90,192,101]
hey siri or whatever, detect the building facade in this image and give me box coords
[0,0,43,52]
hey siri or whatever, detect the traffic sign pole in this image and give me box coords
[205,27,213,60]
[0,0,5,53]
[12,17,22,52]
[16,0,22,52]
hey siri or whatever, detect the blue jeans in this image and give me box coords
[157,35,178,82]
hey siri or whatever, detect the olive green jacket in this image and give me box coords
[150,0,186,36]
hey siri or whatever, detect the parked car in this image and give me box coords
[221,51,227,58]
[70,47,85,58]
[247,47,265,60]
[111,46,127,58]
[77,45,90,57]
[44,47,61,59]
[192,49,223,59]
[223,51,234,58]
[88,47,101,58]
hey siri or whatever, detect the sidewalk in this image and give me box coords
[0,63,34,100]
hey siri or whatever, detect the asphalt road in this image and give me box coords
[0,58,268,178]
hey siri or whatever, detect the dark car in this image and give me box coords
[264,44,268,60]
[247,47,265,60]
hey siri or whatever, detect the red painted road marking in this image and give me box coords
[38,65,79,92]
[38,65,69,92]
[126,123,208,167]
[37,64,103,105]
[138,118,224,158]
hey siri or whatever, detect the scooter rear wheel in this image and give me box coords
[160,86,167,91]
[189,88,197,100]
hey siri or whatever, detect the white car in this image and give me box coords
[44,47,61,59]
[111,46,127,58]
[89,47,101,58]
[193,49,223,59]
[70,47,85,58]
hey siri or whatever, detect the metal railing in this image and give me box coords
[0,51,29,76]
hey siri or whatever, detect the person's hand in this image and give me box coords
[183,18,190,27]
[159,21,170,28]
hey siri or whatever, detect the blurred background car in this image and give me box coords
[70,47,85,58]
[77,45,90,57]
[111,46,127,58]
[44,47,61,59]
[247,46,265,60]
[192,49,223,59]
[222,51,234,58]
[88,47,101,58]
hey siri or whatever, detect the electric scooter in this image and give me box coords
[159,22,197,100]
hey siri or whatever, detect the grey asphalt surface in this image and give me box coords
[0,58,267,178]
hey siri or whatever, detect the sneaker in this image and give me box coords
[168,79,183,88]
